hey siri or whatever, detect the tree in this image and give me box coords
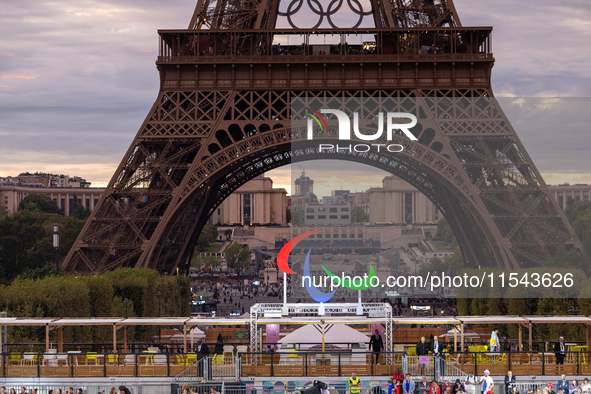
[225,242,252,276]
[18,194,60,214]
[224,229,232,240]
[72,203,92,220]
[196,225,218,252]
[435,217,457,247]
[0,210,46,281]
[192,254,223,271]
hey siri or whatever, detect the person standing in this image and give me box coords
[557,374,570,394]
[431,336,444,378]
[417,336,429,375]
[480,370,494,394]
[418,377,430,394]
[465,371,477,394]
[369,329,384,365]
[349,372,361,394]
[430,381,441,394]
[417,337,428,356]
[505,371,516,394]
[389,378,402,394]
[403,375,416,394]
[491,329,500,352]
[581,379,590,394]
[554,337,567,365]
[393,368,405,384]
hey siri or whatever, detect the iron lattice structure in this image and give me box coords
[63,0,581,274]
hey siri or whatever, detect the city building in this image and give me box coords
[294,171,314,196]
[368,176,440,224]
[549,183,591,210]
[367,178,591,226]
[303,200,352,225]
[209,174,287,225]
[0,185,104,216]
[0,173,91,188]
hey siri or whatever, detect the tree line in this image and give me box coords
[0,268,190,350]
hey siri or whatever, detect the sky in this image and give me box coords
[1,0,590,198]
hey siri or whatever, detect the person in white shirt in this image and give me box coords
[465,371,478,394]
[581,379,591,394]
[480,370,494,394]
[491,329,499,352]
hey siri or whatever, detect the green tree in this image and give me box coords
[0,210,46,281]
[192,254,223,271]
[436,217,457,247]
[18,194,60,214]
[225,242,252,276]
[72,203,92,220]
[196,225,218,252]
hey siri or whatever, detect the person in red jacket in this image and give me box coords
[393,368,405,383]
[430,380,441,394]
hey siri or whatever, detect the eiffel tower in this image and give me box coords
[63,0,581,274]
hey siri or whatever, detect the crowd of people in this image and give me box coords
[0,387,131,394]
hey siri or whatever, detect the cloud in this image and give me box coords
[0,74,40,80]
[1,0,590,191]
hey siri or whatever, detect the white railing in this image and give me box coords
[403,355,467,381]
[175,354,240,382]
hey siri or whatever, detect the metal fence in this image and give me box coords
[404,356,468,381]
[439,351,591,377]
[175,354,241,382]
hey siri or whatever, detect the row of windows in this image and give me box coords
[306,207,349,213]
[305,214,350,220]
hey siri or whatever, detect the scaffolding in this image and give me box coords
[249,302,393,365]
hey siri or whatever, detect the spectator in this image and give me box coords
[491,328,500,351]
[389,378,399,394]
[416,337,428,355]
[510,387,520,394]
[548,384,555,394]
[558,376,570,394]
[10,390,16,394]
[465,371,478,394]
[480,370,493,394]
[430,380,441,394]
[505,371,516,394]
[418,377,430,394]
[442,379,452,393]
[571,380,582,394]
[109,388,118,394]
[403,375,415,394]
[453,379,463,394]
[582,379,591,394]
[118,387,131,394]
[555,337,567,365]
[393,368,405,383]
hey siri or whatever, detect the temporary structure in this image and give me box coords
[277,323,369,350]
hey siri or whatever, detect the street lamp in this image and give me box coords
[124,299,130,318]
[53,226,59,275]
[157,292,162,342]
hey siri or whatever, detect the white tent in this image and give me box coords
[278,324,369,350]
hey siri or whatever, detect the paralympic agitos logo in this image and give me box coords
[277,231,379,303]
[304,107,418,153]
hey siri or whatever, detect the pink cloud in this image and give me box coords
[0,74,40,80]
